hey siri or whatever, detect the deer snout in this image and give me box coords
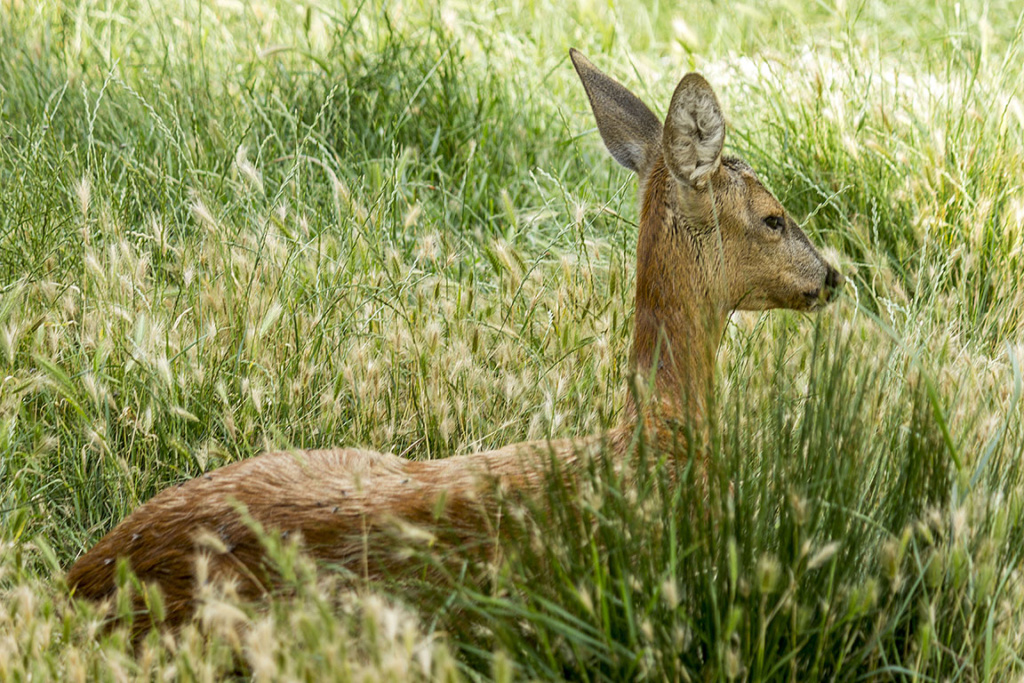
[802,264,844,308]
[822,265,844,302]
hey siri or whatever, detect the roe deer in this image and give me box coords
[67,49,843,632]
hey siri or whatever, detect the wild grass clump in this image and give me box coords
[0,531,458,681]
[426,322,1024,680]
[2,0,1023,679]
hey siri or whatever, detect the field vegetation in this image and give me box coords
[2,0,1024,679]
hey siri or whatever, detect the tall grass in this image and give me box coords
[1,0,1023,679]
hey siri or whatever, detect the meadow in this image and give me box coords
[2,0,1024,679]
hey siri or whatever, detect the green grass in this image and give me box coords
[2,0,1024,679]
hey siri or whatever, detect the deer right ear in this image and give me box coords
[663,73,725,188]
[570,49,663,175]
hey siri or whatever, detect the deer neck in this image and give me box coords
[628,160,728,434]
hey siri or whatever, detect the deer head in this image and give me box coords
[570,49,843,420]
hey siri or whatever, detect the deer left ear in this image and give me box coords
[662,73,725,188]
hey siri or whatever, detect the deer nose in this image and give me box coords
[823,266,844,301]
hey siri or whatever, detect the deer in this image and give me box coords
[66,49,843,634]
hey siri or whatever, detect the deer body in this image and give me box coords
[67,429,633,627]
[67,50,842,630]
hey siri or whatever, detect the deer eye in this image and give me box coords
[764,215,785,231]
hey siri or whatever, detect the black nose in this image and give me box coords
[823,266,844,301]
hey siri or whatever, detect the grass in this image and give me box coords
[2,0,1024,679]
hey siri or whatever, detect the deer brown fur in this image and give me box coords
[67,49,843,633]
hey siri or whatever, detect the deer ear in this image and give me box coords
[570,49,663,174]
[663,73,725,188]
